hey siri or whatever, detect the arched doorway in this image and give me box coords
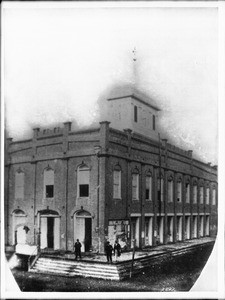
[12,209,27,245]
[74,210,92,252]
[39,209,60,250]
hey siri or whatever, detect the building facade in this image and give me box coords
[5,90,218,254]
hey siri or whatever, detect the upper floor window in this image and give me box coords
[206,187,210,205]
[145,175,152,201]
[185,182,190,203]
[44,168,54,198]
[134,105,138,123]
[15,170,24,199]
[153,115,156,130]
[212,188,216,205]
[113,169,121,199]
[193,183,197,204]
[200,186,204,204]
[177,180,182,202]
[77,164,90,198]
[168,177,173,203]
[157,177,164,202]
[132,173,139,200]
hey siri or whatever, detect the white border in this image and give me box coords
[1,1,224,299]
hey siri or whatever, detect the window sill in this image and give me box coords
[145,199,152,202]
[113,198,122,200]
[132,199,140,201]
[77,197,90,201]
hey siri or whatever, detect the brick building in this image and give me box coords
[4,88,218,254]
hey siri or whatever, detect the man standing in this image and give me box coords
[105,241,113,263]
[74,239,82,260]
[114,240,121,261]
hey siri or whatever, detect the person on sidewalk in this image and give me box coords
[114,240,121,261]
[74,239,82,260]
[105,241,113,263]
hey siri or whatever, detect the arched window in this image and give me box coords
[157,174,164,202]
[113,165,121,199]
[145,172,152,201]
[77,164,90,198]
[132,168,139,200]
[185,181,190,203]
[177,179,182,202]
[44,168,54,198]
[200,186,204,204]
[206,187,210,205]
[167,176,173,203]
[212,188,216,205]
[15,170,24,199]
[193,181,197,204]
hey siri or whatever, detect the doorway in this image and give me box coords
[40,211,60,250]
[200,215,204,237]
[193,215,197,238]
[176,216,182,241]
[185,216,191,239]
[47,217,54,248]
[167,216,174,243]
[145,217,153,246]
[130,217,140,248]
[157,216,164,244]
[74,211,92,252]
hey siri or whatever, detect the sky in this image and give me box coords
[2,3,218,164]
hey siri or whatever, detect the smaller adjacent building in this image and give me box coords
[4,87,218,254]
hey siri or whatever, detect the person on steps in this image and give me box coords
[114,240,121,261]
[74,239,82,260]
[105,241,113,263]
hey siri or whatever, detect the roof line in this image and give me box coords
[107,94,160,111]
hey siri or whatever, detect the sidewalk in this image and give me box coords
[45,237,215,263]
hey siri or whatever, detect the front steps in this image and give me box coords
[30,239,215,281]
[31,257,120,280]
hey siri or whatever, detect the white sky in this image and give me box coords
[2,3,218,164]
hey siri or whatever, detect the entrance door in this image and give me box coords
[85,218,92,252]
[205,216,210,236]
[185,216,190,239]
[167,216,174,243]
[177,216,182,241]
[193,216,197,238]
[145,217,153,246]
[47,217,54,248]
[157,216,164,244]
[74,215,92,252]
[200,216,204,237]
[131,218,140,248]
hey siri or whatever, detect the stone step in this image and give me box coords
[31,257,120,280]
[35,261,118,275]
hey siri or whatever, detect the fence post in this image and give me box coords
[130,239,136,278]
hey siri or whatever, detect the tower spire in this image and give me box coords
[132,47,137,86]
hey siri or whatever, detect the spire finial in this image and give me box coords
[132,47,137,86]
[132,47,137,62]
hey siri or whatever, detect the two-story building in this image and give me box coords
[4,87,217,254]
